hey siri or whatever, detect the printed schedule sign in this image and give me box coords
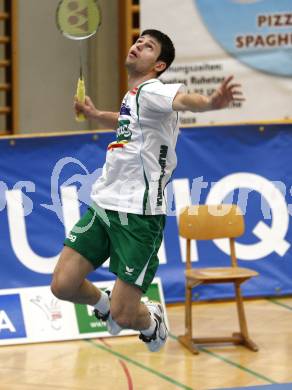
[141,0,292,125]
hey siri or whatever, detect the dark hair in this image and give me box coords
[141,29,175,76]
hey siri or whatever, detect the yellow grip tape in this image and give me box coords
[75,77,86,122]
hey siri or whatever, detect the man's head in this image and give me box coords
[125,29,175,78]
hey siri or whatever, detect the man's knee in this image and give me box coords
[50,272,74,301]
[50,247,93,302]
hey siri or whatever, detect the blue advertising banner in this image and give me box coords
[0,125,292,303]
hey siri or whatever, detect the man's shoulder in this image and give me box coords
[140,79,180,96]
[139,79,161,92]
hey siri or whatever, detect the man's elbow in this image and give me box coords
[172,93,188,111]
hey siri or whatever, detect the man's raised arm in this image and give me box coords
[172,75,244,113]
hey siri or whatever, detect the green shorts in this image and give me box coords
[64,204,165,293]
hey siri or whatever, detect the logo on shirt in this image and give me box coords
[108,120,132,151]
[129,87,139,96]
[120,102,131,116]
[117,120,132,142]
[157,145,169,207]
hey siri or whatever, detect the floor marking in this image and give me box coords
[100,338,133,390]
[85,339,194,390]
[217,384,292,390]
[169,333,277,385]
[267,298,292,311]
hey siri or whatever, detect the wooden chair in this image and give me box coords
[178,204,259,354]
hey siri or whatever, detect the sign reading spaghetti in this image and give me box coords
[237,13,292,52]
[141,0,292,124]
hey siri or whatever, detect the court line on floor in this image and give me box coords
[267,298,292,311]
[85,339,194,390]
[100,338,133,390]
[168,334,277,385]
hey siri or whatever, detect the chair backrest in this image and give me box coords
[179,205,245,269]
[179,204,244,240]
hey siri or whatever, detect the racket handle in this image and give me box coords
[75,77,86,122]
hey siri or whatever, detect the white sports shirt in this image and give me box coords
[91,79,184,215]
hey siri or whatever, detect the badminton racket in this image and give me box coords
[56,0,101,122]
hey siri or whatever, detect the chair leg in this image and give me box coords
[234,282,258,352]
[185,283,193,338]
[178,282,199,354]
[178,334,199,355]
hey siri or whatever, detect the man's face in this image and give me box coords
[125,35,166,76]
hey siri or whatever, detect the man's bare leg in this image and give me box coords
[51,246,104,306]
[109,278,168,352]
[110,278,152,330]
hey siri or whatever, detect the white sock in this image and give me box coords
[141,314,156,336]
[107,314,122,335]
[93,290,110,314]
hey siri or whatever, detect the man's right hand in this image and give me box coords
[74,96,100,120]
[74,96,119,129]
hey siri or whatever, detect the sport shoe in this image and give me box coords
[93,289,122,336]
[139,302,168,352]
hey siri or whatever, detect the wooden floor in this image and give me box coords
[1,297,292,390]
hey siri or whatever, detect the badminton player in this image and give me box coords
[51,29,243,352]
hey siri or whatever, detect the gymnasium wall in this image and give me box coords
[17,0,119,134]
[0,0,6,130]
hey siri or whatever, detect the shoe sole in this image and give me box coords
[147,303,168,352]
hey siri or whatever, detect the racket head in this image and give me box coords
[56,0,101,40]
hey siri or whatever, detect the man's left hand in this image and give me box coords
[209,75,245,110]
